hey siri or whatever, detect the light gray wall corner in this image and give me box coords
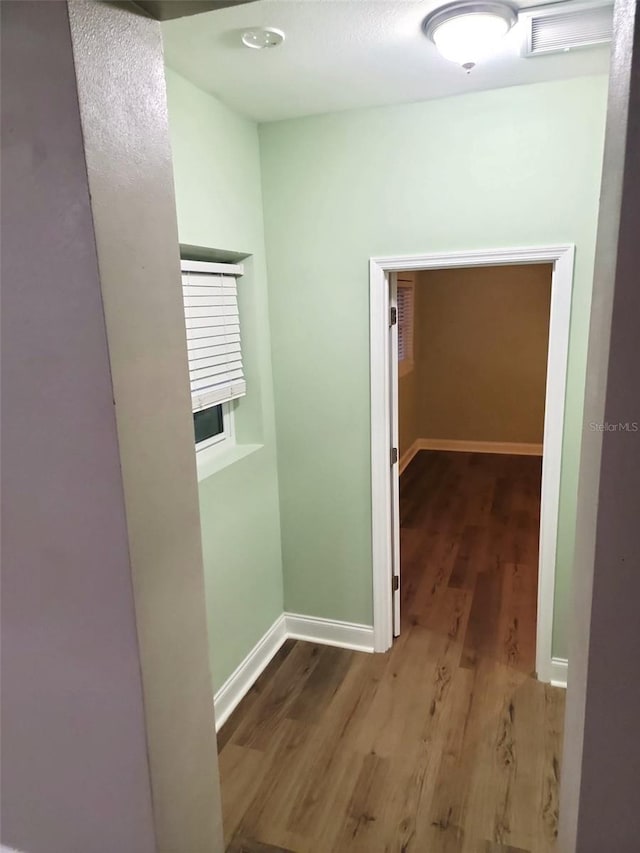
[1,2,157,851]
[559,0,640,849]
[67,1,224,851]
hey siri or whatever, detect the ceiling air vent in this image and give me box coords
[523,2,613,56]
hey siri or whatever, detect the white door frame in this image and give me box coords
[369,245,575,683]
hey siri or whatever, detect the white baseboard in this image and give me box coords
[214,610,563,731]
[284,612,375,653]
[213,612,374,730]
[214,613,287,730]
[402,438,543,462]
[550,657,568,688]
[399,439,422,474]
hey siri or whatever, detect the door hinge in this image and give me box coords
[389,306,397,326]
[392,575,399,592]
[391,447,398,466]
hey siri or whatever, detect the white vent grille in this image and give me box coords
[525,3,613,56]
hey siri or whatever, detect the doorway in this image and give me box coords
[370,246,575,683]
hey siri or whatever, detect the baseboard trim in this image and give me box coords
[213,613,287,730]
[284,612,375,653]
[213,612,375,730]
[403,437,543,459]
[550,657,568,688]
[399,439,422,474]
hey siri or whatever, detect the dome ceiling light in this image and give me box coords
[423,2,518,71]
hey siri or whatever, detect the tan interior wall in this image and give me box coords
[413,264,552,445]
[398,369,419,458]
[397,273,420,458]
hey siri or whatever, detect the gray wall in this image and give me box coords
[1,2,224,851]
[0,2,156,851]
[67,2,223,850]
[559,0,640,849]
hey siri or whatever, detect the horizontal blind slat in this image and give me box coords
[183,294,237,304]
[185,310,239,326]
[182,271,237,284]
[185,317,239,330]
[184,299,238,313]
[182,284,237,297]
[191,368,244,391]
[189,349,242,364]
[190,359,243,380]
[188,352,243,372]
[187,339,241,356]
[192,380,246,411]
[182,276,237,291]
[186,326,240,342]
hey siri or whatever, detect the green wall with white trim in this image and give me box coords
[166,69,608,674]
[165,68,284,692]
[259,75,608,660]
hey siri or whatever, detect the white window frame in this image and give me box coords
[195,400,235,456]
[181,258,245,473]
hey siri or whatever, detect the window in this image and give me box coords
[193,402,232,451]
[181,260,246,458]
[397,277,415,375]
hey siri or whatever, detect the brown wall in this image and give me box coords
[398,368,419,458]
[397,273,420,458]
[412,264,552,445]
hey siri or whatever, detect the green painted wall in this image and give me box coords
[165,68,283,691]
[259,76,609,659]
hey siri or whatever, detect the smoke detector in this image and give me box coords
[241,27,285,50]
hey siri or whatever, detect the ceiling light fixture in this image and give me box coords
[241,27,285,50]
[423,2,517,71]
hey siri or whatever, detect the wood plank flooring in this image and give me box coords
[219,451,565,853]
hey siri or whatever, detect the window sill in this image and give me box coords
[197,443,263,483]
[398,360,415,379]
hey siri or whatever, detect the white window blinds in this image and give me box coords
[397,284,414,362]
[181,260,246,412]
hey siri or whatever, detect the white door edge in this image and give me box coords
[389,272,401,636]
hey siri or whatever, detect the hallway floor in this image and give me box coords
[220,451,565,853]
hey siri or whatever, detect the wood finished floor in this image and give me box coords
[220,451,565,853]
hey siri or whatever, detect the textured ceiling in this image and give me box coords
[162,0,610,122]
